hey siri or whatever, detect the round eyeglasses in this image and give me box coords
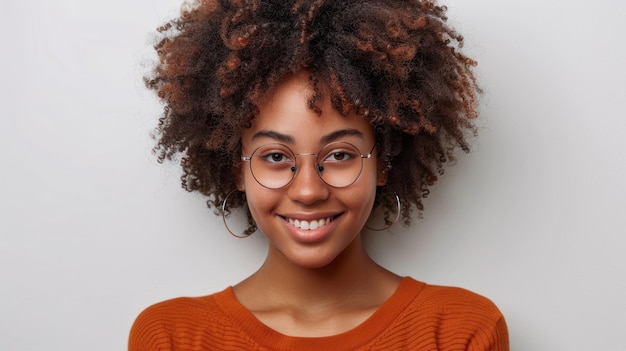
[241,142,376,189]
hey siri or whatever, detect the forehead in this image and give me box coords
[241,72,374,147]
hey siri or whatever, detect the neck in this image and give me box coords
[236,236,399,310]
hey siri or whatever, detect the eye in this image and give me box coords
[257,148,293,165]
[265,152,289,163]
[326,152,351,162]
[322,148,358,164]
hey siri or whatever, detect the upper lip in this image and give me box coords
[279,212,342,221]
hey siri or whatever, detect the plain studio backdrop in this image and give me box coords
[1,0,624,350]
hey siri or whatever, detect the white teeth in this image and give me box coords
[301,221,310,230]
[287,217,332,230]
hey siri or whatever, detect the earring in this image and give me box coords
[222,189,257,238]
[365,193,401,231]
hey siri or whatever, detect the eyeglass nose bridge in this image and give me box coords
[289,152,325,178]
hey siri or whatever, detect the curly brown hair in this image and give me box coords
[146,0,480,228]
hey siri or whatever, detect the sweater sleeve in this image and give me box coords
[128,303,173,351]
[467,311,509,351]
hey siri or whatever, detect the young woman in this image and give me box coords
[130,0,509,350]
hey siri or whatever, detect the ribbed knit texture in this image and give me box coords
[129,277,508,350]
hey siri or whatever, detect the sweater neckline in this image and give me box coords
[214,276,424,351]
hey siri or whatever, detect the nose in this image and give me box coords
[286,155,330,205]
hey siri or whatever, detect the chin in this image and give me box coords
[283,240,360,270]
[282,250,339,270]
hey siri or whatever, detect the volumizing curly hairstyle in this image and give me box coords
[146,0,480,228]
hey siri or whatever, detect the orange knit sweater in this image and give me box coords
[129,277,508,350]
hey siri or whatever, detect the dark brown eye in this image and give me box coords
[270,153,284,162]
[332,152,346,161]
[324,151,352,162]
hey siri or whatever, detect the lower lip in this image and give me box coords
[282,216,339,244]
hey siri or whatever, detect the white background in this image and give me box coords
[1,0,625,350]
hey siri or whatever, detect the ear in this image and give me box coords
[376,165,388,186]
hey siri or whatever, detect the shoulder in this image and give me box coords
[418,282,504,318]
[400,277,503,318]
[131,295,219,326]
[396,278,509,350]
[128,289,232,351]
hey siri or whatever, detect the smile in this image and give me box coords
[285,216,335,230]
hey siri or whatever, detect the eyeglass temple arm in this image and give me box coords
[361,142,378,159]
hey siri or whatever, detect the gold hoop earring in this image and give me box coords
[365,193,401,231]
[222,189,257,238]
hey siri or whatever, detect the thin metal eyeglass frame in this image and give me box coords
[241,142,377,189]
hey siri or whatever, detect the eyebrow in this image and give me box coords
[251,130,295,144]
[251,129,365,145]
[320,129,365,144]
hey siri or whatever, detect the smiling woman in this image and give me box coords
[129,0,509,350]
[238,72,382,270]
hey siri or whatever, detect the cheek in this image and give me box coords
[346,173,379,220]
[357,188,377,218]
[241,166,281,223]
[243,182,279,222]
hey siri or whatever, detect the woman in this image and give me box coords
[130,0,509,350]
